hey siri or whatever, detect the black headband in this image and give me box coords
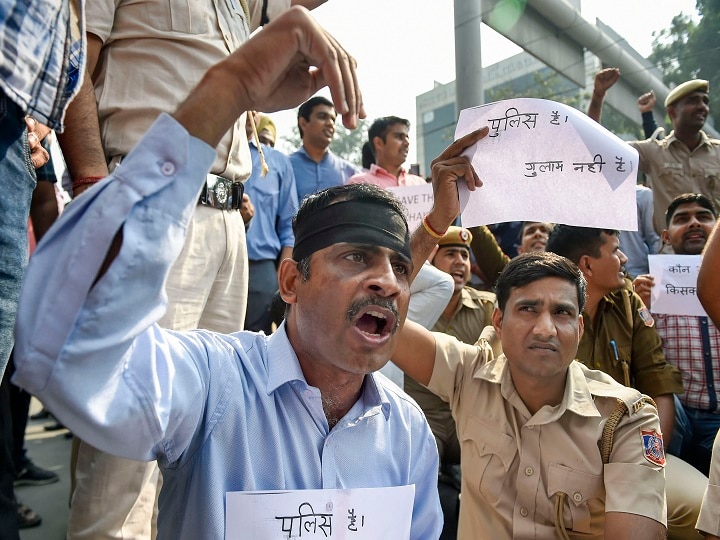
[292,199,411,261]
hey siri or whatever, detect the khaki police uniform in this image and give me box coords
[576,282,707,540]
[577,282,683,397]
[468,225,510,288]
[630,79,720,235]
[404,286,495,464]
[632,131,720,235]
[428,332,667,539]
[697,430,720,537]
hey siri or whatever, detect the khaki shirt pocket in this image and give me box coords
[700,167,720,195]
[145,1,212,34]
[548,463,605,534]
[461,416,517,506]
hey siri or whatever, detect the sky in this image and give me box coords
[270,0,699,161]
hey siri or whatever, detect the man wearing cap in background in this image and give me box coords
[404,226,496,539]
[590,70,720,234]
[257,114,277,147]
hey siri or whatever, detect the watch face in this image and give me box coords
[215,181,229,205]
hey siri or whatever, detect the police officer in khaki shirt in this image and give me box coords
[395,248,667,539]
[547,225,706,540]
[405,226,495,466]
[589,72,720,235]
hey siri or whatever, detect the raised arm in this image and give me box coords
[468,225,510,287]
[587,67,620,123]
[699,220,720,327]
[393,127,488,385]
[13,7,364,457]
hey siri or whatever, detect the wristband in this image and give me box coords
[72,175,104,191]
[422,215,446,239]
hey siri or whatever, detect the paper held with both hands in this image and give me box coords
[454,98,639,230]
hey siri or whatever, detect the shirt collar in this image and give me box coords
[666,129,713,150]
[265,323,390,420]
[369,163,406,179]
[473,354,601,422]
[297,145,329,163]
[459,287,482,310]
[266,323,308,393]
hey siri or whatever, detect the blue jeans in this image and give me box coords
[669,394,720,475]
[0,91,35,540]
[0,92,36,378]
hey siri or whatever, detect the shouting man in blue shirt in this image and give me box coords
[11,8,486,539]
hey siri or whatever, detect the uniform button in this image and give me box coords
[573,492,583,503]
[594,362,601,368]
[524,467,534,476]
[520,507,528,517]
[160,161,175,176]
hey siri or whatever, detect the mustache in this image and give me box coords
[346,297,400,333]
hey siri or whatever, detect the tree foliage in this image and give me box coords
[649,0,720,129]
[280,119,370,168]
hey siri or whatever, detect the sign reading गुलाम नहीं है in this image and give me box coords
[225,485,414,539]
[454,98,639,230]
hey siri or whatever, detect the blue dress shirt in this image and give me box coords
[290,146,359,203]
[13,114,442,540]
[245,142,298,261]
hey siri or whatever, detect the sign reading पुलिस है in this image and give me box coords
[454,98,639,230]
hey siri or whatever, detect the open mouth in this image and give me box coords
[356,309,392,337]
[348,300,398,340]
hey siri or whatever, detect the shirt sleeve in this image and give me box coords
[407,263,453,329]
[468,225,510,286]
[638,188,661,254]
[427,332,486,405]
[277,153,298,248]
[603,400,667,526]
[85,0,123,42]
[629,292,684,397]
[697,430,720,536]
[13,113,217,462]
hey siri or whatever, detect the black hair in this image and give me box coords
[545,225,619,265]
[665,193,718,226]
[292,183,408,279]
[368,116,410,146]
[361,141,376,169]
[494,252,587,313]
[297,96,334,138]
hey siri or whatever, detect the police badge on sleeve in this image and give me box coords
[638,307,655,327]
[641,429,666,466]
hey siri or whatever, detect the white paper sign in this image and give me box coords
[387,183,434,232]
[648,254,707,316]
[225,485,414,539]
[453,98,639,229]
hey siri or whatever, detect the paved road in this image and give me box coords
[18,400,71,540]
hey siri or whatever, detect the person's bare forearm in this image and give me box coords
[699,221,720,327]
[654,393,675,443]
[588,89,606,123]
[56,74,109,185]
